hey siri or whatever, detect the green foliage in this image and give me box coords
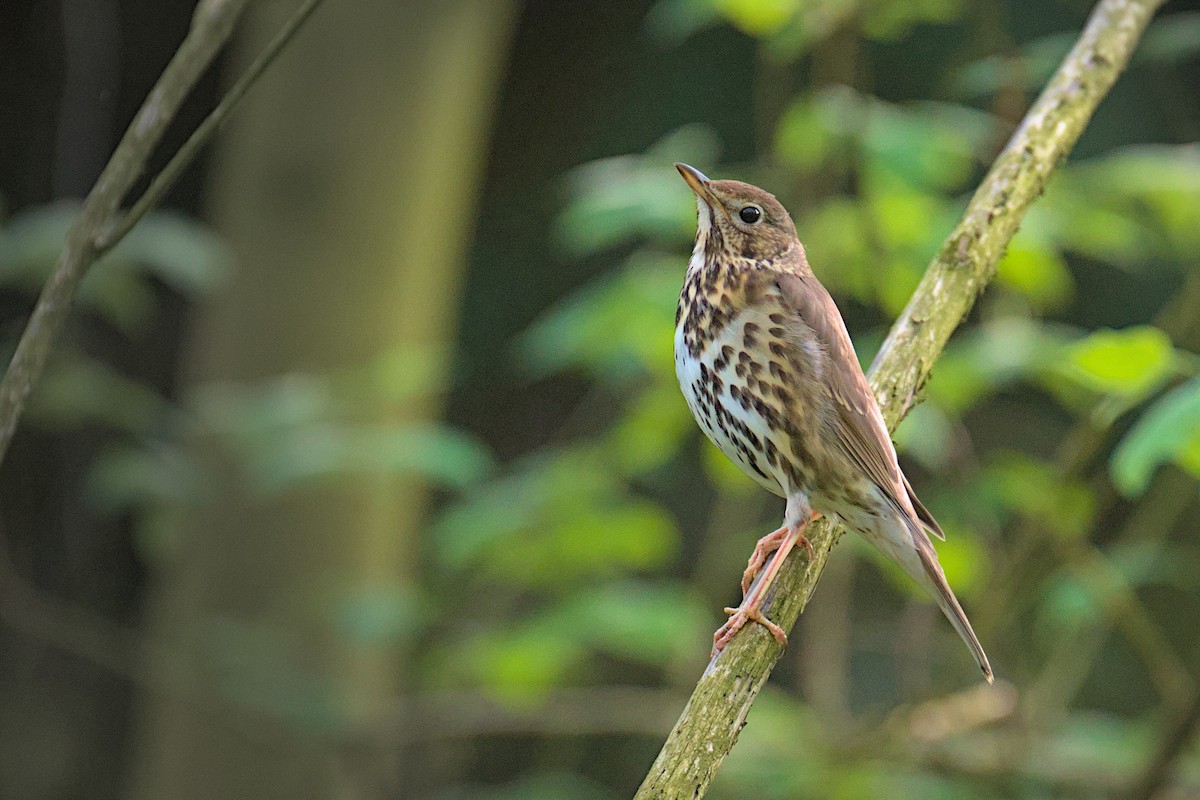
[0,203,231,335]
[1111,376,1200,495]
[191,376,492,494]
[1059,326,1176,400]
[450,3,1200,797]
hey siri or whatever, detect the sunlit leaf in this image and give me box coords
[995,244,1074,309]
[1058,326,1176,401]
[713,0,800,35]
[774,97,836,173]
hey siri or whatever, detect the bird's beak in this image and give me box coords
[675,163,719,207]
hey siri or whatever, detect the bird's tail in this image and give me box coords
[910,532,993,684]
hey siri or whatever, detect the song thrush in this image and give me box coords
[674,163,993,683]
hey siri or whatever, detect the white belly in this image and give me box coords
[674,311,793,498]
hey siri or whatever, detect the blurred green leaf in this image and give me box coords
[435,447,679,586]
[714,0,800,35]
[86,442,203,514]
[892,402,954,469]
[556,127,718,257]
[862,101,996,191]
[921,316,1065,412]
[774,96,836,173]
[607,381,694,474]
[796,198,873,300]
[1134,12,1200,65]
[245,422,492,493]
[1111,376,1200,495]
[861,0,961,40]
[976,452,1095,544]
[1057,326,1176,402]
[929,526,988,598]
[464,625,581,696]
[995,244,1073,310]
[31,356,170,432]
[0,203,230,334]
[520,252,679,381]
[191,373,492,494]
[1040,574,1102,634]
[554,581,710,665]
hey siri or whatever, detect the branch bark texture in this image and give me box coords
[634,0,1166,797]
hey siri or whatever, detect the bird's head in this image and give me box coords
[675,163,800,263]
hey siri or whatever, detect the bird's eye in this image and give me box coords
[739,205,762,224]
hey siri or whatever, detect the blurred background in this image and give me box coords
[2,0,1200,798]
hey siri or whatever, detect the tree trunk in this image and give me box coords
[130,2,515,797]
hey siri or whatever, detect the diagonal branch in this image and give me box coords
[0,0,326,469]
[633,0,1167,797]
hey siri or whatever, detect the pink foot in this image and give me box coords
[741,517,819,595]
[712,605,787,656]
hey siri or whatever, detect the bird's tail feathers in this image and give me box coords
[911,534,994,683]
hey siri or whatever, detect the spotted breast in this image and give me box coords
[674,252,819,504]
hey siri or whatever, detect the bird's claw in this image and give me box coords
[711,604,787,656]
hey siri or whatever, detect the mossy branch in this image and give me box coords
[633,0,1166,797]
[0,0,325,467]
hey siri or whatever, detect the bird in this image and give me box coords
[673,162,993,683]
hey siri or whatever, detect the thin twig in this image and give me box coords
[95,0,327,254]
[633,1,1167,797]
[0,0,326,469]
[0,0,247,465]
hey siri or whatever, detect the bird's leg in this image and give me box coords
[714,518,813,655]
[740,512,820,595]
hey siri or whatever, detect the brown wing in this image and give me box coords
[775,272,935,535]
[904,472,945,540]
